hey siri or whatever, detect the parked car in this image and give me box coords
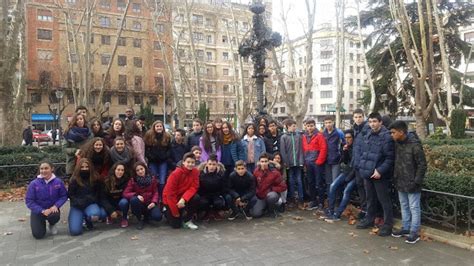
[33,130,51,142]
[47,129,60,141]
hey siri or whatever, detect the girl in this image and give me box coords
[90,118,107,138]
[100,163,130,227]
[221,121,242,179]
[270,152,289,212]
[110,137,135,174]
[257,124,267,138]
[199,121,222,162]
[25,161,68,239]
[144,120,172,194]
[68,158,106,236]
[126,121,146,165]
[80,137,111,180]
[123,162,161,230]
[64,113,91,176]
[241,123,266,174]
[105,118,125,147]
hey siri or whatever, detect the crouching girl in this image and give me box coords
[100,163,130,227]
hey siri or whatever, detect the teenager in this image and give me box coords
[64,113,91,176]
[144,120,172,194]
[199,121,222,162]
[127,121,146,165]
[25,161,68,239]
[389,121,427,244]
[197,154,227,221]
[100,163,130,227]
[191,146,203,166]
[221,121,242,179]
[241,123,266,174]
[187,118,204,151]
[68,158,106,236]
[90,118,108,138]
[270,152,288,212]
[162,152,200,230]
[264,120,282,154]
[105,118,125,147]
[250,153,287,218]
[225,160,256,220]
[123,162,162,230]
[257,124,267,138]
[323,116,345,184]
[170,129,189,170]
[110,137,135,174]
[80,137,111,180]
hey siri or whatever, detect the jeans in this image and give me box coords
[225,194,257,213]
[364,178,393,227]
[165,195,200,229]
[325,164,341,187]
[118,198,130,219]
[149,162,168,194]
[68,204,107,236]
[30,211,60,239]
[288,166,304,202]
[306,161,325,204]
[398,191,421,234]
[129,196,162,221]
[327,174,356,215]
[199,195,227,211]
[355,171,367,212]
[250,192,281,218]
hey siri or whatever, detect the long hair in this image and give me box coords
[81,137,110,163]
[70,158,98,187]
[105,162,128,191]
[64,113,87,134]
[202,121,221,153]
[126,119,142,141]
[222,121,239,142]
[133,161,150,178]
[242,123,256,138]
[108,118,125,138]
[90,118,105,137]
[143,120,171,147]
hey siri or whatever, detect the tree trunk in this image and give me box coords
[184,0,202,106]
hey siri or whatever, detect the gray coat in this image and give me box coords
[279,132,304,167]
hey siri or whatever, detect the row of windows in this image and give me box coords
[98,0,142,13]
[99,16,146,31]
[177,13,249,32]
[31,91,158,106]
[273,103,358,115]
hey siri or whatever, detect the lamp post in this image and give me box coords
[55,89,64,144]
[157,72,166,125]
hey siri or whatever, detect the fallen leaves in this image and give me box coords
[292,216,304,221]
[130,235,139,240]
[348,232,358,237]
[388,246,399,250]
[363,249,370,254]
[348,216,357,225]
[0,187,27,202]
[17,217,26,222]
[3,232,13,236]
[369,228,379,235]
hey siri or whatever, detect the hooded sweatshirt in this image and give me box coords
[25,174,68,214]
[162,166,200,217]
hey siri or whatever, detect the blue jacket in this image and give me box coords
[221,140,242,166]
[187,131,203,151]
[323,128,345,165]
[351,121,370,167]
[354,126,395,179]
[25,175,68,214]
[241,135,266,163]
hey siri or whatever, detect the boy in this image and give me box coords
[279,119,305,209]
[162,152,200,230]
[322,116,345,185]
[197,154,227,221]
[264,120,282,154]
[302,119,328,210]
[187,118,204,151]
[389,121,427,244]
[171,129,189,170]
[191,146,202,166]
[225,160,256,220]
[250,153,287,218]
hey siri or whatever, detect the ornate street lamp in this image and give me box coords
[55,89,64,144]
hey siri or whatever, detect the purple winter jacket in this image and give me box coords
[25,175,68,214]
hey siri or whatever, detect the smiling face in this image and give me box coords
[114,140,125,152]
[246,125,255,136]
[76,115,85,127]
[222,123,230,135]
[39,163,53,180]
[93,140,104,153]
[192,150,201,160]
[183,157,196,170]
[205,123,214,134]
[135,165,146,177]
[115,164,125,178]
[154,123,163,133]
[273,154,281,164]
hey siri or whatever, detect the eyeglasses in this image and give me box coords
[345,136,353,139]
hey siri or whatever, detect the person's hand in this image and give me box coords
[49,205,59,213]
[343,144,349,151]
[177,198,186,208]
[75,149,81,156]
[42,209,51,217]
[137,195,144,202]
[110,211,118,219]
[147,203,156,209]
[371,169,381,179]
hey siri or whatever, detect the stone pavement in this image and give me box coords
[0,201,472,265]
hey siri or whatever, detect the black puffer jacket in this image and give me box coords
[68,177,100,210]
[393,132,427,193]
[198,163,226,197]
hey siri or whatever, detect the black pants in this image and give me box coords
[355,171,367,211]
[198,194,226,211]
[30,211,60,239]
[364,178,393,227]
[165,195,200,229]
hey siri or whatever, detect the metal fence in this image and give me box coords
[0,163,67,186]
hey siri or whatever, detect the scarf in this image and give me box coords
[135,175,153,187]
[110,146,132,164]
[91,152,103,166]
[65,127,90,143]
[223,133,233,145]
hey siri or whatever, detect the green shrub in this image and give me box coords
[422,138,474,146]
[450,109,467,139]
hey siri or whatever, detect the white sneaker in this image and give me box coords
[49,224,58,235]
[183,220,198,230]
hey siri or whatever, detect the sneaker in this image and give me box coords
[305,201,319,211]
[49,223,58,235]
[278,203,286,213]
[106,216,113,225]
[85,220,94,230]
[356,211,366,220]
[242,209,253,220]
[228,211,240,221]
[356,219,374,229]
[325,214,341,222]
[378,226,392,237]
[391,229,410,238]
[136,220,144,230]
[405,233,420,244]
[120,219,129,228]
[183,220,198,230]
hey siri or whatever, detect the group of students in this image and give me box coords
[25,105,427,245]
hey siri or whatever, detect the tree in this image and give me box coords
[137,102,155,129]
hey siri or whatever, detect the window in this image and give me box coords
[118,94,127,105]
[320,64,332,71]
[196,50,204,60]
[102,92,112,104]
[349,78,354,86]
[273,108,278,114]
[223,68,229,76]
[464,32,474,43]
[309,104,313,112]
[206,35,213,44]
[101,54,111,65]
[243,70,249,78]
[117,37,126,46]
[133,57,142,68]
[69,53,78,63]
[207,85,213,94]
[357,54,361,61]
[320,90,333,98]
[222,35,228,43]
[102,73,111,89]
[118,56,127,66]
[280,107,286,113]
[154,59,164,68]
[154,76,164,89]
[234,53,239,61]
[134,76,142,90]
[38,50,53,60]
[357,79,361,86]
[157,24,165,33]
[192,14,203,25]
[242,22,249,30]
[99,16,111,27]
[193,32,203,42]
[299,69,302,77]
[349,53,354,61]
[224,101,230,108]
[299,57,303,65]
[222,52,229,60]
[37,29,52,40]
[132,21,142,31]
[119,75,127,90]
[66,0,76,4]
[134,95,142,105]
[132,3,141,12]
[39,71,52,87]
[153,41,161,50]
[37,9,53,21]
[350,41,354,48]
[349,66,354,73]
[101,35,111,45]
[99,0,110,9]
[206,52,213,61]
[223,84,229,93]
[320,77,333,85]
[133,38,141,48]
[320,39,332,47]
[320,50,332,59]
[205,18,212,26]
[149,96,158,105]
[357,66,361,74]
[117,0,126,11]
[31,93,42,104]
[321,104,333,111]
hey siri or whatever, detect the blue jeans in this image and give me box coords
[328,173,356,215]
[288,166,304,202]
[68,203,107,236]
[398,191,421,234]
[130,196,162,221]
[149,162,168,185]
[118,198,130,219]
[246,163,255,175]
[306,161,325,203]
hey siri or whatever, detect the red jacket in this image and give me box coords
[122,177,159,205]
[253,167,287,199]
[302,131,328,165]
[162,166,200,217]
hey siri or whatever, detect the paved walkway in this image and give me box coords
[0,201,472,265]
